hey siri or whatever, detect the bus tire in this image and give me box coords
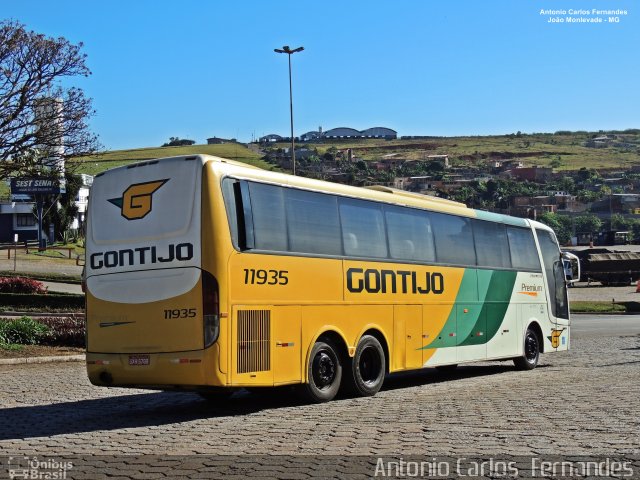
[348,335,386,397]
[514,328,540,370]
[302,340,342,403]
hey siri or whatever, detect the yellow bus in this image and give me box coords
[85,154,576,402]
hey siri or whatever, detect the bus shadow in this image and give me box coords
[0,390,285,441]
[379,362,525,393]
[0,364,539,441]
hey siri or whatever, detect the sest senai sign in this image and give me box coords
[10,177,62,194]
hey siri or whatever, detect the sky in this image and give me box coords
[3,0,639,151]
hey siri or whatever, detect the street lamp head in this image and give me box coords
[274,45,304,55]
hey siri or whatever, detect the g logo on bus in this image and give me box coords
[549,328,565,348]
[108,179,168,220]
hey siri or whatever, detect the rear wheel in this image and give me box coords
[514,328,540,370]
[302,340,342,403]
[347,335,385,397]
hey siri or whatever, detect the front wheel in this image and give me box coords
[514,328,540,370]
[302,340,342,403]
[346,335,386,397]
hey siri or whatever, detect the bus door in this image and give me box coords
[456,269,487,362]
[394,305,423,369]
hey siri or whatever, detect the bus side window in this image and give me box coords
[385,205,435,262]
[339,198,387,258]
[473,220,511,269]
[221,179,255,250]
[430,213,476,266]
[285,189,341,255]
[506,226,541,271]
[221,179,239,247]
[249,183,288,251]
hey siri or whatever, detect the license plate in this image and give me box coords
[128,355,150,366]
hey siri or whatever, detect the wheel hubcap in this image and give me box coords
[312,351,336,387]
[525,333,538,362]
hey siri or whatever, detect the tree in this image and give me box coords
[574,214,603,234]
[162,137,195,147]
[537,212,572,245]
[0,21,99,179]
[610,213,629,231]
[41,172,82,242]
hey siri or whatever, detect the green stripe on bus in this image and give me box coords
[423,268,477,349]
[458,270,517,347]
[423,269,518,349]
[474,210,529,227]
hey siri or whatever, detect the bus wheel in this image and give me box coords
[303,340,342,403]
[514,328,540,370]
[349,335,385,397]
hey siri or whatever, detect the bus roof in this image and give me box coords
[110,154,531,227]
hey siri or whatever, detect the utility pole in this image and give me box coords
[274,45,304,175]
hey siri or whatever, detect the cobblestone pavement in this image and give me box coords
[0,321,639,478]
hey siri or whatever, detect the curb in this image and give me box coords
[0,354,85,365]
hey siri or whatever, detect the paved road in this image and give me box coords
[569,282,640,303]
[0,315,638,478]
[41,281,83,295]
[572,313,640,336]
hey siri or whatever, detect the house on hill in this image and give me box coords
[207,137,232,144]
[259,134,284,143]
[501,166,553,182]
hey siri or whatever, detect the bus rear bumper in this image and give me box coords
[86,344,226,389]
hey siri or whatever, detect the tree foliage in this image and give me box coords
[41,172,83,241]
[162,137,196,147]
[537,212,573,245]
[0,20,99,179]
[574,214,603,234]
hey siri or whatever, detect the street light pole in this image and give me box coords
[274,45,304,175]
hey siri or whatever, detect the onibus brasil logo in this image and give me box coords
[108,179,168,220]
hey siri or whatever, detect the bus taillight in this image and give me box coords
[202,270,220,347]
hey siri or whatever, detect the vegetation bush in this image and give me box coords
[0,276,47,294]
[0,292,84,311]
[38,316,85,347]
[0,315,84,347]
[0,316,50,345]
[0,271,82,284]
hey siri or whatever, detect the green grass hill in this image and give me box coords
[301,130,640,171]
[2,130,639,199]
[72,142,270,176]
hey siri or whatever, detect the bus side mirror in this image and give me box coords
[561,252,580,284]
